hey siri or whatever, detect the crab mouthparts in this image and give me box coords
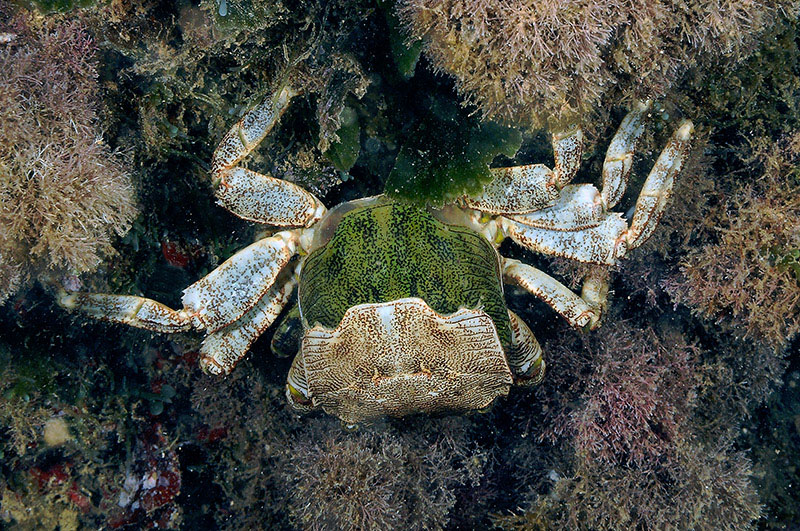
[299,298,514,424]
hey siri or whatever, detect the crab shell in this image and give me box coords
[59,87,693,426]
[283,197,536,424]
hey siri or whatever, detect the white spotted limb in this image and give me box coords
[506,310,545,386]
[60,230,303,375]
[463,127,583,215]
[601,100,650,209]
[211,86,327,227]
[503,259,609,330]
[496,115,693,264]
[199,276,298,375]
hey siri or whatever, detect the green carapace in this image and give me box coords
[298,200,512,348]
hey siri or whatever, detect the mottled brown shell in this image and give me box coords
[298,298,513,424]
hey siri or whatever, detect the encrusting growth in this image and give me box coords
[398,0,786,128]
[0,16,137,303]
[665,132,800,349]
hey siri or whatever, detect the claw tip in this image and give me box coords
[676,120,694,140]
[276,86,298,107]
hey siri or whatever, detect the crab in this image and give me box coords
[60,86,692,424]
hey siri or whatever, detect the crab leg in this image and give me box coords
[552,127,583,189]
[506,311,545,386]
[182,231,300,333]
[59,292,193,333]
[507,184,606,231]
[601,101,650,209]
[200,276,297,375]
[580,266,610,319]
[502,259,604,330]
[501,212,628,265]
[60,230,300,336]
[625,120,693,248]
[496,120,692,264]
[465,164,559,215]
[217,168,326,227]
[211,86,326,227]
[462,126,583,215]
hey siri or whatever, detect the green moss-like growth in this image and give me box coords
[2,354,58,402]
[22,0,95,13]
[323,106,361,171]
[300,199,511,345]
[299,202,511,345]
[385,98,521,205]
[378,0,422,79]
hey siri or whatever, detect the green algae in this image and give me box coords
[299,199,511,346]
[385,98,522,206]
[378,0,423,79]
[323,106,361,171]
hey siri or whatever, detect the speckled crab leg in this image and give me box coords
[463,126,583,215]
[502,259,604,330]
[211,86,326,227]
[496,120,693,264]
[465,164,559,215]
[507,184,606,231]
[199,276,297,375]
[182,230,300,333]
[499,183,628,264]
[625,120,694,249]
[506,311,545,386]
[59,292,193,333]
[60,230,300,336]
[601,101,650,209]
[552,127,583,189]
[500,210,628,264]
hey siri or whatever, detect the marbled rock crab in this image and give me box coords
[61,86,692,424]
